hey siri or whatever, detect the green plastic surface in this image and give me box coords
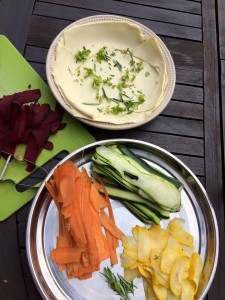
[0,35,95,221]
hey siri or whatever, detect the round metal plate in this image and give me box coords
[46,15,176,130]
[26,139,218,299]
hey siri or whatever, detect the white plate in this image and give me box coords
[46,15,176,130]
[26,139,218,300]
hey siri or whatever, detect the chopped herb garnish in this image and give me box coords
[96,47,110,63]
[112,97,123,103]
[75,46,91,62]
[111,104,125,115]
[121,69,130,82]
[138,93,145,103]
[103,77,112,86]
[135,60,144,72]
[92,74,103,88]
[110,50,116,57]
[131,74,136,81]
[102,87,108,100]
[82,102,99,105]
[83,67,94,78]
[113,59,122,71]
[117,82,129,92]
[126,48,135,66]
[154,254,160,260]
[120,92,130,98]
[83,68,102,88]
[73,45,148,116]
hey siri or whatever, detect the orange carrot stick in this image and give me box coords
[100,210,124,240]
[69,168,87,247]
[51,247,84,264]
[80,168,99,266]
[90,182,108,211]
[46,161,125,280]
[105,228,118,265]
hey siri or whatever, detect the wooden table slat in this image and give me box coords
[87,128,204,156]
[27,12,202,44]
[162,37,203,71]
[172,84,203,103]
[162,100,203,120]
[176,68,203,86]
[0,0,35,53]
[217,0,225,58]
[202,0,225,298]
[34,0,202,28]
[139,115,203,137]
[115,0,201,14]
[38,0,201,15]
[0,216,28,299]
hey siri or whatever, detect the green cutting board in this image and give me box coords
[0,35,95,221]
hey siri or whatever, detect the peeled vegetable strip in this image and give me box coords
[69,168,87,247]
[92,145,182,212]
[0,89,41,112]
[45,161,124,280]
[57,161,76,208]
[117,144,183,190]
[51,247,83,264]
[90,205,110,262]
[100,210,124,240]
[121,218,203,300]
[0,89,66,171]
[90,182,108,211]
[97,175,120,249]
[80,168,99,266]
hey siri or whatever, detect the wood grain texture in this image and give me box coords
[113,0,201,14]
[176,69,203,86]
[87,128,204,156]
[38,0,201,14]
[0,215,28,299]
[34,0,202,28]
[161,37,203,71]
[0,0,35,53]
[202,0,225,298]
[162,101,203,120]
[172,84,203,103]
[220,65,225,209]
[139,116,204,137]
[221,59,225,74]
[33,1,202,41]
[0,1,35,299]
[217,0,225,58]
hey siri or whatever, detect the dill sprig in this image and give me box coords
[101,267,137,300]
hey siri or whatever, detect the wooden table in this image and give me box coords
[0,0,224,299]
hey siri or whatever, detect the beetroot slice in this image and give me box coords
[0,89,41,117]
[0,89,66,172]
